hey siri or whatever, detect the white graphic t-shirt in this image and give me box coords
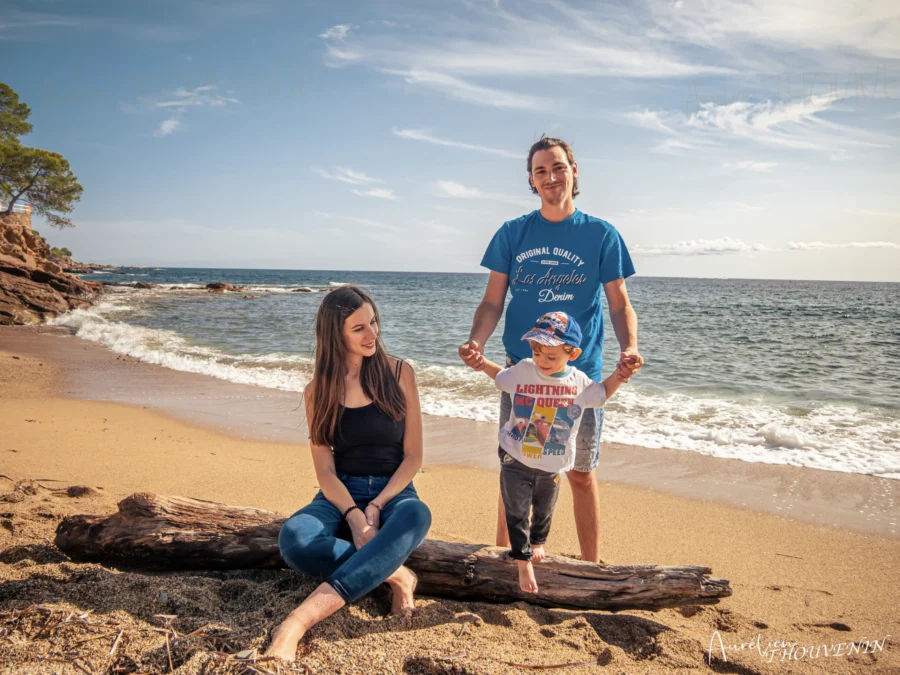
[495,359,607,474]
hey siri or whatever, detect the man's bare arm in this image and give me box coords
[603,278,643,380]
[468,271,509,346]
[459,271,509,370]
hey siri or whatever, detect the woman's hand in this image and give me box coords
[347,509,378,549]
[365,503,382,529]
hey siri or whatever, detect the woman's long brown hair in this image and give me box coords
[308,285,406,447]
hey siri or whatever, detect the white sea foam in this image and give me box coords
[48,300,900,479]
[50,307,308,392]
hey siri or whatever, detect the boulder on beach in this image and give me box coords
[133,282,158,290]
[206,282,246,293]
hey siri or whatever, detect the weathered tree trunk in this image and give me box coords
[55,493,731,612]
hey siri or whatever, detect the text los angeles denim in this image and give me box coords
[498,447,561,561]
[278,474,431,604]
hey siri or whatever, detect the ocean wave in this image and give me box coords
[246,286,323,294]
[49,307,308,392]
[47,300,900,480]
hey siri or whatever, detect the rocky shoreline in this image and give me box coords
[0,213,102,326]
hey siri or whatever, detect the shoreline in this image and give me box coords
[1,325,896,538]
[2,328,900,672]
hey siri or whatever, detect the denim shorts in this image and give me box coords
[499,390,604,472]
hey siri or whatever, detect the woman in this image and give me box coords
[265,286,431,662]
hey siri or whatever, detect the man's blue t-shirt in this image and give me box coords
[481,209,635,381]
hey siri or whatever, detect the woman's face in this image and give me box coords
[343,302,379,359]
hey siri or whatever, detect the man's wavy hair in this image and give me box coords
[526,136,579,199]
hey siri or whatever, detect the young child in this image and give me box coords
[473,311,624,593]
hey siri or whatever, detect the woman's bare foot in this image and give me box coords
[517,559,538,593]
[264,612,307,663]
[386,565,418,616]
[531,544,546,563]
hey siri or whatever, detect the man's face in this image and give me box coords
[529,147,577,206]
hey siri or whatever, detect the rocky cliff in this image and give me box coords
[0,213,102,325]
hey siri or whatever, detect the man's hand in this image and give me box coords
[615,349,643,382]
[458,340,485,371]
[347,510,378,549]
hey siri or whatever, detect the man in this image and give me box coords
[459,136,643,563]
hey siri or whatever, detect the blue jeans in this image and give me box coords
[278,474,431,604]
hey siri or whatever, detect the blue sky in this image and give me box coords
[2,0,899,280]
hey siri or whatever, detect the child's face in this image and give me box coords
[529,341,580,375]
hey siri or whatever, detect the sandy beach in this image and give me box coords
[2,326,899,674]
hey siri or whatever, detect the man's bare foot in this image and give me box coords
[264,613,306,663]
[532,544,546,563]
[517,559,538,593]
[386,566,418,616]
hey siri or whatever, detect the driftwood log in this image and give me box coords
[55,493,731,612]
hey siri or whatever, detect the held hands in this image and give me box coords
[458,340,485,371]
[615,348,644,382]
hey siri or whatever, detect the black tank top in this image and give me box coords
[332,360,406,477]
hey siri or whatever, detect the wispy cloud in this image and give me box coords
[724,160,778,172]
[787,240,900,250]
[384,69,546,110]
[709,201,766,212]
[125,84,239,137]
[314,211,401,232]
[633,238,900,256]
[313,167,384,185]
[435,180,533,207]
[417,219,462,235]
[649,0,900,61]
[0,8,193,42]
[154,85,240,109]
[392,128,522,159]
[351,188,399,200]
[634,238,767,256]
[844,209,900,219]
[625,95,893,156]
[318,1,737,110]
[318,24,357,41]
[153,117,183,137]
[618,202,765,221]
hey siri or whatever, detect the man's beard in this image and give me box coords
[543,187,565,205]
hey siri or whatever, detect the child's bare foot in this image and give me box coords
[532,544,546,563]
[386,565,418,616]
[264,613,306,663]
[517,559,539,593]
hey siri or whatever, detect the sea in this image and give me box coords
[52,269,900,480]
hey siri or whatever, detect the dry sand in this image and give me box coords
[1,335,899,674]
